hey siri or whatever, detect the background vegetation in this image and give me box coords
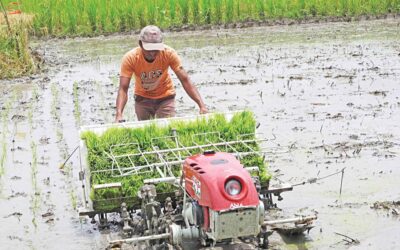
[4,0,400,37]
[1,0,399,78]
[0,2,35,79]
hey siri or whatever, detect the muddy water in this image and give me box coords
[1,19,399,250]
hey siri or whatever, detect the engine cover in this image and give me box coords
[183,151,259,211]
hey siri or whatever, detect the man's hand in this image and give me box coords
[115,114,124,123]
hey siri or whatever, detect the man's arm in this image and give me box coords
[115,76,131,122]
[174,67,208,114]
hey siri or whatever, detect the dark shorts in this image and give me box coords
[134,94,176,121]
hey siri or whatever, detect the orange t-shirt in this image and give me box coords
[120,45,182,99]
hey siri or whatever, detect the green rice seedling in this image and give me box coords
[191,0,199,24]
[307,0,318,17]
[97,0,107,33]
[133,1,145,28]
[31,141,38,190]
[93,80,107,122]
[349,0,358,16]
[266,0,275,18]
[213,0,222,24]
[117,1,129,32]
[65,0,78,34]
[225,0,234,23]
[256,0,265,20]
[30,141,41,224]
[70,190,77,209]
[31,0,52,35]
[50,83,59,121]
[0,133,7,177]
[385,0,398,13]
[46,1,56,35]
[73,81,81,126]
[87,0,98,33]
[3,0,399,38]
[169,0,176,25]
[124,2,137,31]
[50,83,65,145]
[27,86,38,130]
[32,217,37,229]
[109,0,120,32]
[244,0,254,20]
[178,0,189,24]
[147,1,157,26]
[0,92,13,177]
[337,0,348,15]
[298,0,306,16]
[201,0,211,24]
[157,0,167,27]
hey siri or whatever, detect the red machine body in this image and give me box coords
[183,151,259,211]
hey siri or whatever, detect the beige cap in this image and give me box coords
[139,25,165,51]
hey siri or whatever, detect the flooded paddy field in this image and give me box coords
[1,18,399,249]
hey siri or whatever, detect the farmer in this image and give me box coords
[115,25,208,122]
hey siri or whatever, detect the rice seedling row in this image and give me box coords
[93,80,108,123]
[73,81,81,126]
[50,83,59,120]
[0,89,17,178]
[51,82,78,208]
[25,83,41,229]
[50,83,64,143]
[30,140,40,228]
[27,86,38,130]
[3,0,398,37]
[0,102,11,177]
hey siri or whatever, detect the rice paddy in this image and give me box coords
[1,17,400,248]
[1,0,398,79]
[3,0,399,37]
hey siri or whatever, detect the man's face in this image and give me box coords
[142,49,159,62]
[140,41,159,62]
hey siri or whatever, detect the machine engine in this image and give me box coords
[105,150,316,249]
[79,113,317,249]
[178,151,264,245]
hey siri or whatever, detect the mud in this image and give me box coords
[1,18,400,249]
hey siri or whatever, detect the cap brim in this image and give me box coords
[142,42,165,51]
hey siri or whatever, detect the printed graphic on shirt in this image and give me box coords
[140,70,163,91]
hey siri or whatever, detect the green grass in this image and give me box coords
[0,11,36,79]
[81,111,270,211]
[2,0,398,37]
